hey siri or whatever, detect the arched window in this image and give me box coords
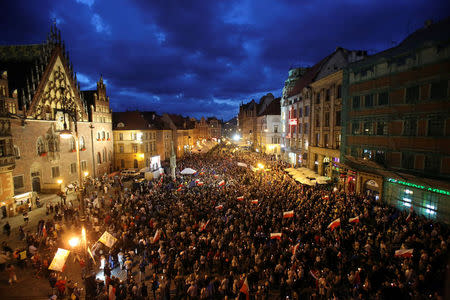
[102,148,106,162]
[102,131,105,139]
[97,152,101,164]
[79,136,85,150]
[37,137,46,155]
[14,145,20,159]
[97,132,101,140]
[48,136,59,152]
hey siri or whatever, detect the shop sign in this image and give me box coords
[387,178,450,196]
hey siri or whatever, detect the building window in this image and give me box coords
[352,96,360,109]
[325,89,330,101]
[316,92,321,104]
[365,94,374,107]
[430,80,448,100]
[405,86,419,103]
[304,106,309,117]
[0,140,5,157]
[70,163,77,174]
[103,148,106,162]
[315,133,320,146]
[119,133,123,141]
[132,144,138,153]
[14,145,20,159]
[376,121,388,135]
[70,137,76,151]
[37,137,46,155]
[97,152,101,164]
[13,175,24,189]
[401,153,414,169]
[273,125,278,133]
[337,85,342,99]
[145,143,149,152]
[403,119,417,136]
[81,160,87,171]
[51,166,60,178]
[119,145,124,153]
[102,131,106,139]
[315,114,320,127]
[335,134,341,149]
[374,150,386,164]
[335,111,341,126]
[298,108,302,117]
[121,159,125,168]
[425,155,440,173]
[363,121,373,135]
[324,134,329,148]
[106,132,110,140]
[79,136,85,150]
[324,112,330,127]
[304,123,308,134]
[378,92,389,105]
[428,118,444,136]
[97,132,101,140]
[352,122,360,135]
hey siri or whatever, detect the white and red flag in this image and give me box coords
[327,218,341,231]
[176,187,182,192]
[270,233,282,240]
[199,220,210,232]
[283,210,294,218]
[215,205,224,210]
[349,216,359,224]
[213,175,219,179]
[239,277,250,300]
[395,249,413,258]
[218,180,225,187]
[197,181,204,186]
[237,196,244,201]
[152,229,161,244]
[251,200,259,204]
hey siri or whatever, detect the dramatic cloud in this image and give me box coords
[0,0,449,120]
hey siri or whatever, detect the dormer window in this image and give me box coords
[117,122,125,128]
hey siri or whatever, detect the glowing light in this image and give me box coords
[388,178,450,196]
[59,130,73,139]
[138,153,145,159]
[257,163,264,169]
[403,202,411,207]
[233,134,240,141]
[68,236,80,248]
[84,171,89,177]
[57,179,63,184]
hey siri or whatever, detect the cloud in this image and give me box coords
[91,13,111,34]
[75,0,95,7]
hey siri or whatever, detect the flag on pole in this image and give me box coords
[152,229,161,244]
[283,210,294,218]
[215,204,224,210]
[239,277,250,300]
[394,249,413,258]
[177,187,182,192]
[199,220,210,232]
[349,216,360,224]
[251,200,259,204]
[87,246,96,265]
[49,248,70,272]
[327,218,341,231]
[218,180,225,187]
[98,231,117,248]
[237,196,244,201]
[292,243,300,255]
[270,233,282,240]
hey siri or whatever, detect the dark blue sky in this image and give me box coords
[1,0,449,120]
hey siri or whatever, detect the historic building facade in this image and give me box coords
[0,25,112,204]
[342,19,450,222]
[112,111,170,172]
[256,98,281,157]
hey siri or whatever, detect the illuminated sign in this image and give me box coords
[387,178,450,196]
[289,119,297,125]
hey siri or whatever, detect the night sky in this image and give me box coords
[1,1,449,121]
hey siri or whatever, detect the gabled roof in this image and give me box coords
[166,114,196,129]
[80,90,96,107]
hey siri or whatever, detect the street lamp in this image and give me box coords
[68,236,80,248]
[58,85,84,214]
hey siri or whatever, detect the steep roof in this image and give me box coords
[166,114,196,129]
[112,111,168,130]
[259,97,281,116]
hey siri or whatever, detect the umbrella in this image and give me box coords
[180,168,197,175]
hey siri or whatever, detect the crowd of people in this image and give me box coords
[1,144,449,299]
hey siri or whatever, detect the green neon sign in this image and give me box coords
[387,178,450,196]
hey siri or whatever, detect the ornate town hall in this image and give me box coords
[0,25,112,216]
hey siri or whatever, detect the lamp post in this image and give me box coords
[58,85,84,214]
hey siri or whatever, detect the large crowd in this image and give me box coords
[1,144,449,299]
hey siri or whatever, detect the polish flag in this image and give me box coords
[177,187,182,192]
[178,183,183,188]
[251,200,259,204]
[199,220,210,232]
[270,233,282,240]
[152,229,161,244]
[237,196,244,201]
[215,205,224,210]
[395,249,413,258]
[292,243,300,255]
[327,218,341,231]
[197,181,204,186]
[218,180,225,187]
[310,270,319,281]
[349,216,359,224]
[213,175,219,179]
[239,277,250,300]
[283,210,294,218]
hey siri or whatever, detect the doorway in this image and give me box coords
[32,177,41,193]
